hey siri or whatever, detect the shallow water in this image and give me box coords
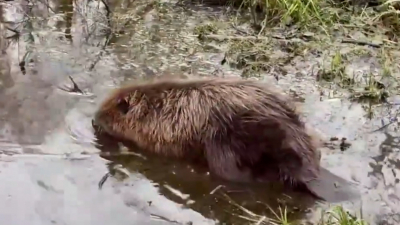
[0,0,400,224]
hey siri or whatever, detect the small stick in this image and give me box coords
[100,0,111,27]
[98,172,111,189]
[196,34,270,41]
[209,185,224,195]
[149,214,182,224]
[341,39,382,48]
[58,76,84,94]
[88,31,113,71]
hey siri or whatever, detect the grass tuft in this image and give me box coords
[318,205,368,225]
[222,193,369,225]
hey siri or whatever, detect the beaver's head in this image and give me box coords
[92,75,191,141]
[92,86,146,140]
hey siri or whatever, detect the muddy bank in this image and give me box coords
[0,0,400,224]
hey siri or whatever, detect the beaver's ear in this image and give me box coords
[124,95,130,104]
[116,97,130,115]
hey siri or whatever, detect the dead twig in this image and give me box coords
[98,164,130,189]
[197,34,270,41]
[98,172,111,189]
[58,75,84,94]
[88,31,113,71]
[341,39,382,48]
[100,0,111,27]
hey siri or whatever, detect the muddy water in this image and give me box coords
[0,0,399,224]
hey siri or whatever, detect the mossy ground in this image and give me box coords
[191,0,400,105]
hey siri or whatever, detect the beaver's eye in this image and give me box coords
[116,99,130,115]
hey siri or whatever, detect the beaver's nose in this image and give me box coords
[91,119,99,129]
[92,111,104,130]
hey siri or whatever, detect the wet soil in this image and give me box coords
[1,0,400,224]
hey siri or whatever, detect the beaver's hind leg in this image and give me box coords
[204,138,319,189]
[203,140,305,189]
[204,141,254,183]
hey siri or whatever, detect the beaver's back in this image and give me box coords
[122,78,297,144]
[102,79,274,147]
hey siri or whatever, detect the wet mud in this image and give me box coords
[0,0,399,224]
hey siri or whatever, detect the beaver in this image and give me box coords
[93,76,359,202]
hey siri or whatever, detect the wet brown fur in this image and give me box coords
[94,76,323,190]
